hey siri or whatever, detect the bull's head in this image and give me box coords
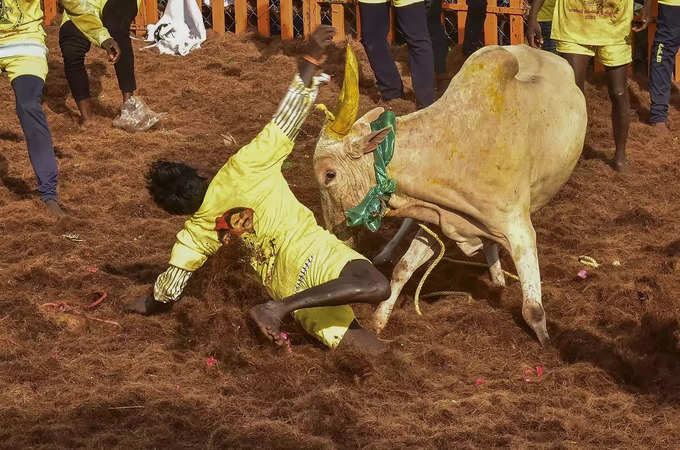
[313,46,393,247]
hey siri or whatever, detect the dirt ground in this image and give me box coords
[1,25,679,449]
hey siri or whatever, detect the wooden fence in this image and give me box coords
[42,0,679,81]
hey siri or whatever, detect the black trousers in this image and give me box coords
[59,0,138,101]
[649,3,680,124]
[359,1,435,108]
[462,0,487,56]
[424,0,448,74]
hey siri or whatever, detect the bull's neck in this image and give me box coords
[387,105,445,194]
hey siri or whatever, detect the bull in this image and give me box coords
[313,44,587,345]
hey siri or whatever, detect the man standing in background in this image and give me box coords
[1,0,119,216]
[425,0,450,94]
[646,0,679,131]
[357,0,435,109]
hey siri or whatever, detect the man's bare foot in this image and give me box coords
[248,301,286,345]
[125,295,173,315]
[45,199,66,217]
[337,328,388,354]
[76,98,94,125]
[613,157,630,173]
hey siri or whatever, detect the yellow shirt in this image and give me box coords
[169,121,362,300]
[538,0,557,22]
[552,0,633,46]
[0,0,111,51]
[61,0,143,29]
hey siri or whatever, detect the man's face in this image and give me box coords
[228,208,255,234]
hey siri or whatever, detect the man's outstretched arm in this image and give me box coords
[234,25,337,167]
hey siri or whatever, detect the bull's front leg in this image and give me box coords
[505,219,550,345]
[373,229,438,333]
[483,242,506,288]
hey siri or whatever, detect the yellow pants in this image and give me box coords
[290,246,366,349]
[556,41,632,67]
[0,55,48,82]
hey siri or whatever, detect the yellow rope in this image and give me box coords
[420,291,472,301]
[413,224,445,315]
[412,225,521,315]
[442,257,520,281]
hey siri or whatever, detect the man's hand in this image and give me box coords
[632,4,651,32]
[307,25,336,59]
[124,294,173,315]
[102,38,121,64]
[526,18,543,49]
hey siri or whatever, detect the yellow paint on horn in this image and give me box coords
[326,45,360,139]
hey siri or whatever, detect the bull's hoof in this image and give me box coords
[490,273,506,289]
[372,302,394,334]
[522,299,550,346]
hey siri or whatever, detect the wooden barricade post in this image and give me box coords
[213,0,226,34]
[280,0,294,39]
[331,2,345,41]
[508,0,523,44]
[43,0,58,26]
[257,0,271,36]
[235,0,248,33]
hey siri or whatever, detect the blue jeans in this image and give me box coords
[649,3,680,124]
[359,1,435,108]
[540,21,557,53]
[424,0,448,74]
[12,75,59,202]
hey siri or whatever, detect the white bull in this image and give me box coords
[313,44,587,344]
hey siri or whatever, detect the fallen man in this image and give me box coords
[126,26,390,351]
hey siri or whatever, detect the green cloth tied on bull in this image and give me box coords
[345,111,397,232]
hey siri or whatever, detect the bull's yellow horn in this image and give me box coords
[326,45,359,139]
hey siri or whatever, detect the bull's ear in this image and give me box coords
[348,125,392,158]
[357,107,385,126]
[349,107,385,136]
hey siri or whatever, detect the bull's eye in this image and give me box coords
[325,170,336,184]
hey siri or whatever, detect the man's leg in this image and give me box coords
[395,2,435,108]
[59,20,93,123]
[649,4,680,128]
[358,1,404,101]
[539,21,557,53]
[102,0,139,103]
[424,0,449,76]
[604,64,630,172]
[11,73,63,215]
[462,0,487,56]
[558,52,590,93]
[249,259,390,345]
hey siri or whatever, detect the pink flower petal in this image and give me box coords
[577,270,587,279]
[536,365,544,377]
[206,356,217,367]
[475,378,484,386]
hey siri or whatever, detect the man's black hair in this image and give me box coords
[146,160,208,215]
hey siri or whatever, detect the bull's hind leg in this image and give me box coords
[505,219,549,345]
[373,229,438,333]
[483,242,506,288]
